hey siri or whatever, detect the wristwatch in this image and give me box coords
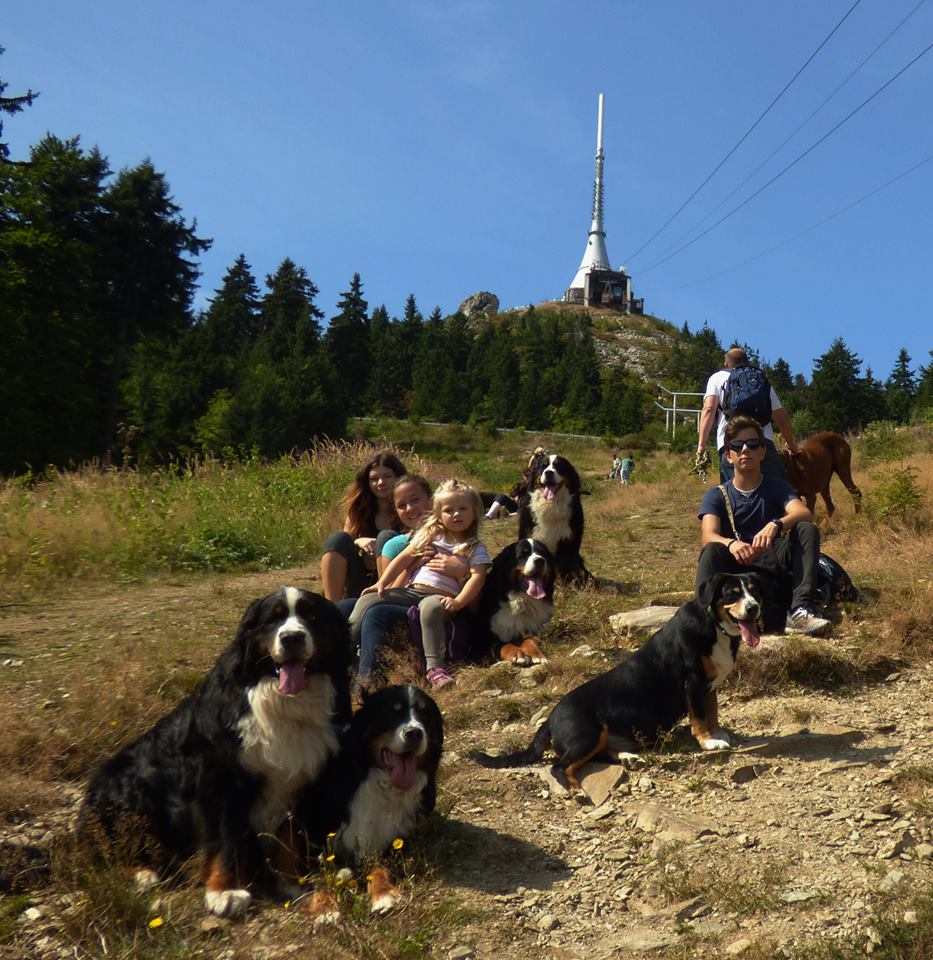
[772,519,785,536]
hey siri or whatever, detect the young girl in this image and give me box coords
[319,451,406,601]
[348,479,491,689]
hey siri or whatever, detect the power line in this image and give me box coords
[623,0,863,264]
[639,36,933,275]
[674,149,933,290]
[656,0,929,265]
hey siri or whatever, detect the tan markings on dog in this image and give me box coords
[701,655,718,681]
[499,635,547,666]
[203,853,234,892]
[367,864,400,913]
[687,701,712,744]
[565,725,609,791]
[307,888,340,920]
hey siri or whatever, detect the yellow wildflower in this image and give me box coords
[148,917,164,929]
[392,838,404,850]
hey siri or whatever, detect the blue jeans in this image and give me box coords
[335,598,410,680]
[718,439,786,484]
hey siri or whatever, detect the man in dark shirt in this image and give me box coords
[696,415,830,636]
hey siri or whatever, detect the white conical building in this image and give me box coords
[564,94,643,313]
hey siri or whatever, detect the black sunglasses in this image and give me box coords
[727,438,764,452]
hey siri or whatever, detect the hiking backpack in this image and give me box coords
[721,366,773,426]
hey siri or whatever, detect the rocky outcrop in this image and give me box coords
[458,291,499,325]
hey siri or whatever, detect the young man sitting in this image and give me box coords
[696,415,831,637]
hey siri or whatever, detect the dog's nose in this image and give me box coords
[402,727,423,747]
[278,631,307,656]
[745,601,760,619]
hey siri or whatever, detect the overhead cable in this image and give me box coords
[639,36,933,275]
[674,149,933,290]
[657,0,929,260]
[623,0,863,264]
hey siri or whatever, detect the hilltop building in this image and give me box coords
[564,94,644,314]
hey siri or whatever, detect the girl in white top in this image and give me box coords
[347,479,491,689]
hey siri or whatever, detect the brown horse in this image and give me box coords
[782,432,862,518]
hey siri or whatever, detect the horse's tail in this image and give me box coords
[468,720,552,769]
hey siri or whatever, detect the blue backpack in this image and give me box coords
[722,366,772,426]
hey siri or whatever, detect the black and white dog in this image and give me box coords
[80,587,350,917]
[293,685,443,916]
[478,539,556,665]
[470,573,763,788]
[518,454,591,586]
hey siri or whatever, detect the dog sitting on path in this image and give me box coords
[469,573,764,789]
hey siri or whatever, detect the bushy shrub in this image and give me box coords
[860,420,913,462]
[865,466,927,530]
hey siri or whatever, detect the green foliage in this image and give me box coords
[859,421,914,463]
[866,466,926,530]
[0,46,38,161]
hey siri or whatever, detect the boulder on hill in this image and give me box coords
[458,291,499,325]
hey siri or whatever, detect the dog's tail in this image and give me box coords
[468,721,552,769]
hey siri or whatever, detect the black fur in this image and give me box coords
[470,573,764,774]
[477,539,556,649]
[79,588,350,906]
[518,454,591,586]
[292,685,443,864]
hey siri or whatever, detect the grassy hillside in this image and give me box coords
[1,427,932,959]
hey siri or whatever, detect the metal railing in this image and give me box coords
[654,384,704,439]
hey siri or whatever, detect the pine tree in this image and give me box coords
[808,338,864,433]
[411,307,446,419]
[0,47,38,163]
[202,254,262,356]
[325,272,370,414]
[915,351,933,421]
[364,306,399,415]
[885,348,916,424]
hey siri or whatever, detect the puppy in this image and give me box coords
[79,587,349,917]
[470,573,763,788]
[291,685,443,916]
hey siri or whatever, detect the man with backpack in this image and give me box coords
[697,347,801,483]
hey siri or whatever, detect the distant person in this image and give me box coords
[608,453,622,480]
[319,451,406,601]
[696,347,800,484]
[620,453,635,485]
[696,415,830,637]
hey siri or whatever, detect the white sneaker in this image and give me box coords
[786,607,832,637]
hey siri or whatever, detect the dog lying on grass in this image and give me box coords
[469,573,763,789]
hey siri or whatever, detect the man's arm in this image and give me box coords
[697,395,719,453]
[700,514,757,564]
[771,406,800,455]
[749,496,812,550]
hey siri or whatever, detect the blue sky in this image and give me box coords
[5,0,932,383]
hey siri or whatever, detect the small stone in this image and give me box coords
[586,803,615,821]
[200,916,230,934]
[537,913,559,931]
[879,869,904,893]
[904,910,918,925]
[731,763,770,784]
[448,947,475,960]
[482,688,503,698]
[579,762,628,806]
[569,644,597,658]
[23,907,43,922]
[913,843,933,861]
[530,705,551,727]
[726,939,753,956]
[781,888,819,903]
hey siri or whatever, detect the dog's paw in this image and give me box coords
[204,888,252,918]
[134,868,159,892]
[699,736,731,751]
[307,890,341,926]
[370,888,400,914]
[511,654,532,668]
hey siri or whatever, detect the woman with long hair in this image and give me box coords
[319,451,407,600]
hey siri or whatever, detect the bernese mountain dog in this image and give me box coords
[478,539,556,665]
[518,453,593,587]
[470,572,763,788]
[291,684,443,917]
[79,587,350,917]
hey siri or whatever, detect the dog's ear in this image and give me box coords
[562,459,581,495]
[697,573,725,614]
[236,595,266,639]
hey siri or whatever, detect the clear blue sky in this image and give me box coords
[5,0,932,384]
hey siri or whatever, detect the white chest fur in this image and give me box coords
[237,674,338,832]
[338,769,427,861]
[708,632,737,691]
[529,487,573,553]
[489,593,553,643]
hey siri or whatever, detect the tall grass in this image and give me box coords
[0,441,418,595]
